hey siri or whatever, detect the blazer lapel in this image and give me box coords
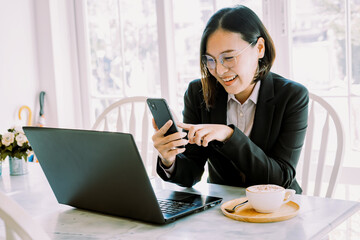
[250,73,275,150]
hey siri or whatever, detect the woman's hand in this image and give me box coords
[177,123,234,147]
[151,119,188,168]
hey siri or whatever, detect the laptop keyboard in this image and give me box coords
[158,199,197,214]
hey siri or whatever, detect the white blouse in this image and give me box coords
[226,81,260,136]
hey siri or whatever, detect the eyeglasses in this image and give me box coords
[202,42,255,70]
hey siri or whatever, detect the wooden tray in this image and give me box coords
[221,197,299,223]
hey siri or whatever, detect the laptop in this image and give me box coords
[23,127,222,224]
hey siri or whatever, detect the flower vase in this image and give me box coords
[9,156,28,176]
[0,161,2,176]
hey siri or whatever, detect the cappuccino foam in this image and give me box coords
[247,184,284,193]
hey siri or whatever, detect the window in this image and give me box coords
[290,0,360,158]
[86,0,160,121]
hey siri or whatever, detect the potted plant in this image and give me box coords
[0,126,33,175]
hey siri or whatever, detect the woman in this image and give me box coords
[152,5,308,193]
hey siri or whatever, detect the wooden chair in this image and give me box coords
[92,96,158,177]
[0,190,50,240]
[297,93,345,198]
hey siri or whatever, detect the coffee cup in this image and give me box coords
[245,184,296,213]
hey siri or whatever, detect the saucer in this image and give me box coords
[221,197,300,223]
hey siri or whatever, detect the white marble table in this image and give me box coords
[0,163,359,240]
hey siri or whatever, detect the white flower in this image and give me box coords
[2,132,15,146]
[14,126,24,134]
[16,133,28,147]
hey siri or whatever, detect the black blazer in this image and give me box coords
[157,72,308,193]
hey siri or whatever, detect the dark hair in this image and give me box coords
[200,5,276,108]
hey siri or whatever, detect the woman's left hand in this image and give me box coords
[177,122,234,147]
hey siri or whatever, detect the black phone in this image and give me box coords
[146,98,179,136]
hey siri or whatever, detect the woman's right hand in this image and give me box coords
[152,119,188,168]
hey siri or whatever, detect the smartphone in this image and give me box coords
[146,98,179,136]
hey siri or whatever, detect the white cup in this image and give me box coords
[245,184,296,213]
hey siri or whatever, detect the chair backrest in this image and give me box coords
[297,93,345,198]
[0,191,50,240]
[92,96,158,177]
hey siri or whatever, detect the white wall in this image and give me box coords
[0,0,85,133]
[34,0,84,129]
[0,0,40,131]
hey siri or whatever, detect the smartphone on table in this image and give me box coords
[146,98,179,136]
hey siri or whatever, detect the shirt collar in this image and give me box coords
[227,81,261,105]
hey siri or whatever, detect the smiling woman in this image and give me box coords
[152,5,309,195]
[202,29,263,104]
